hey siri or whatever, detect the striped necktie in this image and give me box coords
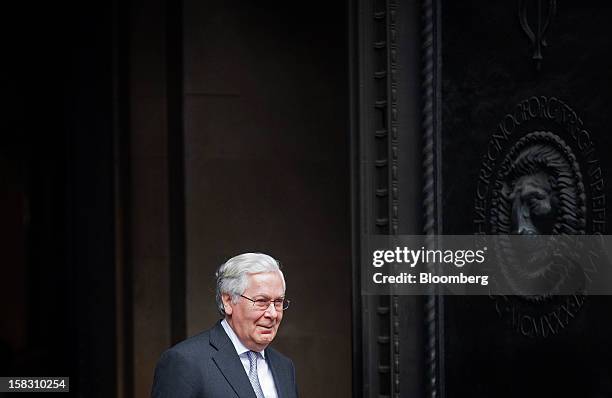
[247,351,265,398]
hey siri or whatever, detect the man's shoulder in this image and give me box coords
[152,323,226,397]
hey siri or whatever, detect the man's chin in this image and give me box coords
[255,331,276,344]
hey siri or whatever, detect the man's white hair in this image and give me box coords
[215,252,285,316]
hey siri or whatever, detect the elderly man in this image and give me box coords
[151,253,297,398]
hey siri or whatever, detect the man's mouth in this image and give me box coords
[257,325,275,332]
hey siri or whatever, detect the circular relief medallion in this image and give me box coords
[473,96,606,338]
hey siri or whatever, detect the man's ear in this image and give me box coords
[222,293,233,315]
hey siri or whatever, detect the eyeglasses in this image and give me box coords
[240,295,291,311]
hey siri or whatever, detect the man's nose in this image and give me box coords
[263,302,279,318]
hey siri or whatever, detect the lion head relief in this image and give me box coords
[490,132,587,296]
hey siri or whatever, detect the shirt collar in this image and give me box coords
[221,319,266,359]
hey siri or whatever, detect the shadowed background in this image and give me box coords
[0,0,352,397]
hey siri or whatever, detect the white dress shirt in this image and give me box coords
[221,319,278,398]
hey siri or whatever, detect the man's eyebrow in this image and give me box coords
[252,295,285,300]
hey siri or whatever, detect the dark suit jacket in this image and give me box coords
[151,321,298,398]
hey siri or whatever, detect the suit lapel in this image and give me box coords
[210,322,257,398]
[266,348,290,398]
